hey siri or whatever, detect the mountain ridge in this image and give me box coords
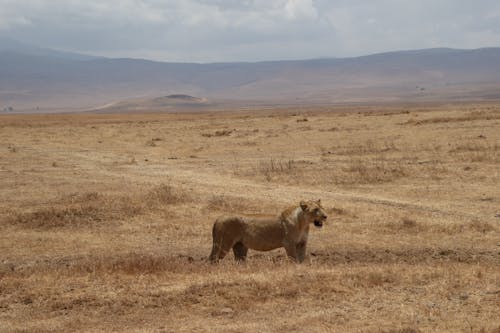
[1,39,500,111]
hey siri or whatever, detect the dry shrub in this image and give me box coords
[8,253,207,278]
[145,184,191,206]
[310,246,499,265]
[75,253,197,275]
[430,219,495,234]
[239,156,408,186]
[145,139,157,147]
[174,271,345,312]
[449,142,498,153]
[206,195,251,213]
[5,185,192,229]
[402,111,500,125]
[112,195,145,217]
[202,129,233,137]
[449,142,500,162]
[233,158,298,183]
[318,126,339,132]
[328,206,349,216]
[181,280,274,312]
[375,329,420,333]
[256,158,296,181]
[401,217,417,228]
[383,217,425,234]
[6,205,104,229]
[329,140,398,155]
[366,271,396,286]
[340,158,407,184]
[65,191,100,204]
[468,219,496,233]
[420,162,448,180]
[259,158,295,173]
[345,269,399,288]
[6,191,146,229]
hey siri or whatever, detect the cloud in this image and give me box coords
[285,0,318,20]
[0,0,499,61]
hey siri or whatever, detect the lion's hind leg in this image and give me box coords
[209,222,224,263]
[209,239,232,263]
[209,219,235,263]
[211,238,233,262]
[232,242,248,261]
[209,241,221,263]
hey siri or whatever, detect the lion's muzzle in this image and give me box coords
[313,213,327,228]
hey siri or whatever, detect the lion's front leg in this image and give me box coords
[296,241,307,263]
[284,241,298,262]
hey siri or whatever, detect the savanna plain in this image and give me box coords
[0,104,499,332]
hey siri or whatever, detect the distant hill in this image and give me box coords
[1,39,500,111]
[0,37,98,61]
[93,94,212,112]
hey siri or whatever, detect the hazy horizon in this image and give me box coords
[4,34,500,64]
[1,1,500,62]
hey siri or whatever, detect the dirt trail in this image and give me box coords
[161,165,488,219]
[81,155,489,223]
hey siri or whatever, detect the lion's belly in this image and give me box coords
[241,219,284,251]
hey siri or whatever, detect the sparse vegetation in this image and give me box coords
[449,141,500,162]
[401,110,500,125]
[257,158,295,181]
[145,183,192,205]
[341,157,408,184]
[202,129,233,137]
[0,104,498,332]
[5,205,105,229]
[205,194,259,214]
[383,217,424,233]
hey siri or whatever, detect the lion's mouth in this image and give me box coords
[314,220,323,228]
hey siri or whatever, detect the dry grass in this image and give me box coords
[401,109,500,125]
[5,205,106,229]
[145,183,193,205]
[206,194,250,213]
[0,103,499,332]
[449,141,500,163]
[341,157,408,184]
[256,158,296,181]
[202,129,233,137]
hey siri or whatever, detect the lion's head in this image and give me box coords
[300,200,328,228]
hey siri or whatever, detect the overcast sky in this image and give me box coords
[1,0,500,62]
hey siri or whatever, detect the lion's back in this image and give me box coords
[212,215,283,250]
[213,216,245,238]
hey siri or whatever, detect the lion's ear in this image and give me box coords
[300,201,308,211]
[317,199,321,205]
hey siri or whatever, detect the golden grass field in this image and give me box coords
[0,103,499,332]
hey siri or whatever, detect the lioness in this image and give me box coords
[209,200,327,263]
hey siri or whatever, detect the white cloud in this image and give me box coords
[285,0,318,20]
[0,0,499,61]
[0,15,30,30]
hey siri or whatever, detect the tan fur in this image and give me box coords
[209,200,327,263]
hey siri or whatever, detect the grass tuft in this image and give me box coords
[6,205,104,229]
[145,184,191,205]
